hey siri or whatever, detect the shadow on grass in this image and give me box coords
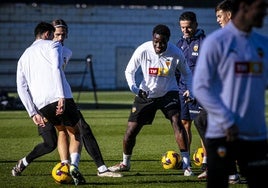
[77,103,131,110]
[0,102,131,111]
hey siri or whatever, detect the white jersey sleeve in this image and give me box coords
[125,45,143,95]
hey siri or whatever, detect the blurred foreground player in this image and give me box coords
[193,0,268,188]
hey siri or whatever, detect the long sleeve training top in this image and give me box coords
[17,39,72,117]
[125,41,192,98]
[193,21,268,141]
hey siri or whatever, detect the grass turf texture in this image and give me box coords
[0,91,250,187]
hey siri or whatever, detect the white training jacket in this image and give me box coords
[16,39,73,117]
[125,41,192,98]
[193,21,268,141]
[62,45,72,68]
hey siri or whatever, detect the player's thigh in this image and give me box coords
[128,96,157,125]
[160,91,180,120]
[179,94,190,120]
[61,99,80,126]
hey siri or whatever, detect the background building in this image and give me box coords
[0,1,267,91]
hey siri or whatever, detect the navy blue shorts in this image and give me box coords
[179,93,201,120]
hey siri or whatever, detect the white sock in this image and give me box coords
[202,156,207,164]
[70,153,80,167]
[122,153,131,166]
[22,157,28,166]
[98,165,108,173]
[181,151,190,169]
[61,160,69,164]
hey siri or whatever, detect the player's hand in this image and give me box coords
[32,114,46,127]
[183,90,194,103]
[138,89,148,99]
[56,98,65,115]
[226,124,239,142]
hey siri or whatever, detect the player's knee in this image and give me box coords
[41,130,57,152]
[44,135,57,152]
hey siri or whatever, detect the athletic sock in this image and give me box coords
[202,156,207,164]
[70,152,80,167]
[122,153,131,166]
[181,151,190,169]
[22,157,29,167]
[61,159,69,164]
[98,165,108,173]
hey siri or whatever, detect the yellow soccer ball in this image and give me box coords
[193,147,204,166]
[51,162,73,184]
[161,150,182,169]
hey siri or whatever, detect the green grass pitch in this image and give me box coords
[0,91,254,187]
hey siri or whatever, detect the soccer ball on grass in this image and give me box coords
[161,150,182,169]
[192,147,204,166]
[51,162,73,184]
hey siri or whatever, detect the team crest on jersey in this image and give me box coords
[235,61,262,76]
[191,44,199,56]
[165,59,171,68]
[193,44,199,52]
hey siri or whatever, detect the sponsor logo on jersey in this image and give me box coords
[149,68,169,76]
[235,61,262,76]
[192,52,198,56]
[149,68,159,76]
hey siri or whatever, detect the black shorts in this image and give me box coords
[206,138,268,188]
[39,98,80,127]
[128,91,180,125]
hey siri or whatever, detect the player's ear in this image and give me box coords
[227,11,232,20]
[42,31,52,40]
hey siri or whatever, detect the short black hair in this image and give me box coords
[34,21,55,37]
[215,0,232,13]
[152,24,170,39]
[179,11,197,23]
